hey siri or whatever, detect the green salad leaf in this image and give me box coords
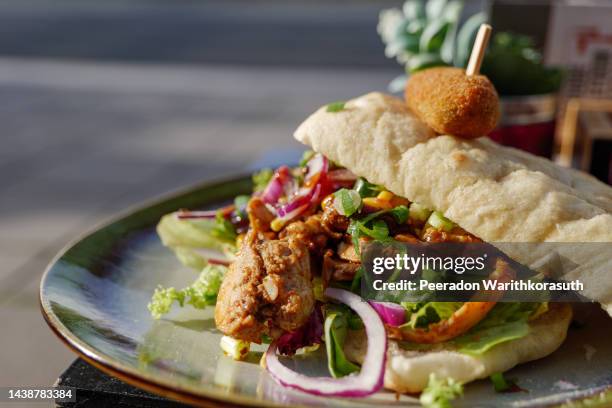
[420,373,463,408]
[148,264,227,319]
[402,302,463,329]
[453,302,544,355]
[324,305,360,378]
[157,213,235,270]
[211,211,237,244]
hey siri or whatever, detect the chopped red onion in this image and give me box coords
[368,301,406,327]
[276,305,323,356]
[176,210,218,219]
[262,166,292,205]
[305,153,329,185]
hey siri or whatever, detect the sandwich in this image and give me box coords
[149,71,612,402]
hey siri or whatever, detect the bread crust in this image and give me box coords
[343,303,573,393]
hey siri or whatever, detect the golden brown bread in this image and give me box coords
[405,67,500,139]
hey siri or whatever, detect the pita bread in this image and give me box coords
[294,92,612,314]
[343,303,572,393]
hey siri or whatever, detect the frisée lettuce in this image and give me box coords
[148,264,227,319]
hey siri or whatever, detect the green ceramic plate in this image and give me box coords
[40,176,612,407]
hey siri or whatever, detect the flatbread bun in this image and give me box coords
[343,303,572,393]
[294,92,612,314]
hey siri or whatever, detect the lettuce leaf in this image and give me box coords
[453,302,544,355]
[397,301,546,355]
[148,264,227,319]
[324,305,360,378]
[402,302,463,329]
[157,213,235,270]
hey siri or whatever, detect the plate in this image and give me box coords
[40,175,612,407]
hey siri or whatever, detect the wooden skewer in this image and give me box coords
[466,24,492,76]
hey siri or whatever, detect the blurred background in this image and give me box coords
[0,0,610,396]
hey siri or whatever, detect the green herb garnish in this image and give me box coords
[353,177,384,198]
[326,101,346,113]
[333,188,362,217]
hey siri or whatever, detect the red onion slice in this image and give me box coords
[305,153,329,185]
[190,248,231,266]
[276,184,321,219]
[262,166,293,205]
[265,288,387,397]
[368,301,406,327]
[176,210,218,219]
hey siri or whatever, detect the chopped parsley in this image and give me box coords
[326,101,346,112]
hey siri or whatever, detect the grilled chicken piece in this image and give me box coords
[247,197,275,233]
[279,214,330,254]
[321,196,350,233]
[421,226,482,243]
[322,249,360,282]
[337,241,360,263]
[215,231,314,343]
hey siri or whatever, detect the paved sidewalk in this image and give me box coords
[0,57,397,389]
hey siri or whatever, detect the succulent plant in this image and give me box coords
[378,0,485,92]
[378,0,563,96]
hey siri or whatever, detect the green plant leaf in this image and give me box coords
[403,0,426,20]
[439,0,464,64]
[388,73,408,94]
[407,53,446,73]
[426,0,448,20]
[419,18,450,53]
[455,11,487,67]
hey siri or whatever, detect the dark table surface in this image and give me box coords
[56,359,191,408]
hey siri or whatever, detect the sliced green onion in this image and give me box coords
[358,219,389,241]
[490,372,517,392]
[390,205,409,224]
[353,178,383,198]
[220,335,250,360]
[427,211,455,232]
[409,202,432,223]
[326,101,346,113]
[333,188,362,217]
